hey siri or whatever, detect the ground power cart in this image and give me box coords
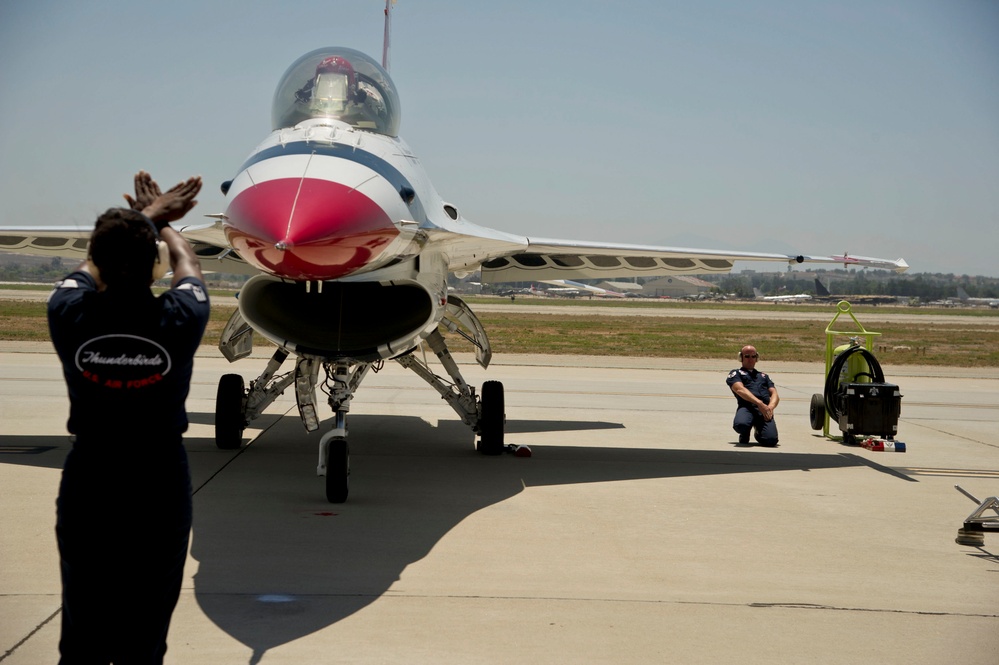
[808,302,904,451]
[827,348,901,445]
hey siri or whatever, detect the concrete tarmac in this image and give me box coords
[2,342,998,664]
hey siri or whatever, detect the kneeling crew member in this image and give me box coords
[726,345,779,446]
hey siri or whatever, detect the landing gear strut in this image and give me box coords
[213,300,508,502]
[395,329,504,455]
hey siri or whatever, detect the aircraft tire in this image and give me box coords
[809,393,825,431]
[215,373,246,450]
[477,380,505,456]
[325,437,349,503]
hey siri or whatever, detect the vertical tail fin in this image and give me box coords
[382,0,396,71]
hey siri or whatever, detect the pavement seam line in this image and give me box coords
[0,606,61,663]
[192,405,296,496]
[184,591,999,619]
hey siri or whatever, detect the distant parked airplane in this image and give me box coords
[753,287,812,303]
[957,287,999,309]
[535,280,625,298]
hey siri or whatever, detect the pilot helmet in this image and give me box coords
[310,56,358,113]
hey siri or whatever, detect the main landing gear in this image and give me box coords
[213,323,507,503]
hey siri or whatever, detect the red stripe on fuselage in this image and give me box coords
[225,178,398,280]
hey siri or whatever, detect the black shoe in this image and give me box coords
[738,431,749,444]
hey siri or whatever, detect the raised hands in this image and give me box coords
[126,171,203,227]
[123,170,162,212]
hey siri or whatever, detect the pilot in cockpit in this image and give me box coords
[295,56,384,130]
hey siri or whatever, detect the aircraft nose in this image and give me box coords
[224,177,399,280]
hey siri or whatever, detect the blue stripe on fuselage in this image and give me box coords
[238,141,411,190]
[236,141,425,222]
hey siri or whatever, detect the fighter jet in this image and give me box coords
[0,47,908,502]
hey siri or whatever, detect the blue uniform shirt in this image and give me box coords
[47,271,210,440]
[726,367,774,410]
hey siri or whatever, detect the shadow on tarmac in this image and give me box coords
[182,411,864,663]
[0,413,864,664]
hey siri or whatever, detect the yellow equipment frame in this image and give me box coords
[822,301,882,438]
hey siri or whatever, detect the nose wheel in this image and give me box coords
[323,435,350,503]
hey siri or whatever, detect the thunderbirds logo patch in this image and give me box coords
[74,334,172,390]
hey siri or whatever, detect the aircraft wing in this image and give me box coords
[0,226,92,262]
[0,220,259,276]
[480,236,909,283]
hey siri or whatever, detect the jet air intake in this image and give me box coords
[238,274,434,361]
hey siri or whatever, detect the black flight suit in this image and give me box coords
[47,271,209,664]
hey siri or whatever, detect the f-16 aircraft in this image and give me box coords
[0,47,908,502]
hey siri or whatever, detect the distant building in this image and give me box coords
[642,275,713,298]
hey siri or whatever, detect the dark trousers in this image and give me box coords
[56,439,192,665]
[733,406,779,445]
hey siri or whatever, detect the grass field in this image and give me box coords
[6,291,998,367]
[472,312,999,365]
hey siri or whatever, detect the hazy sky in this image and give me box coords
[1,1,996,276]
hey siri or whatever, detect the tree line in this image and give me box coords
[706,270,999,301]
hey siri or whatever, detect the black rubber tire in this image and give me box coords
[809,393,825,431]
[477,380,505,456]
[215,374,246,450]
[325,437,350,503]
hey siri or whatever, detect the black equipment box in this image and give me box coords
[836,382,902,438]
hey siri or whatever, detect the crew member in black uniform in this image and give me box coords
[48,171,208,664]
[726,345,780,446]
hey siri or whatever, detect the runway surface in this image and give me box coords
[2,343,998,664]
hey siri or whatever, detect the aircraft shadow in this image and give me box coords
[0,436,67,469]
[0,414,863,664]
[179,412,862,662]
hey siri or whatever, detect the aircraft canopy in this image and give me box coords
[272,47,401,136]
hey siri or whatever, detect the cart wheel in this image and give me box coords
[809,393,825,431]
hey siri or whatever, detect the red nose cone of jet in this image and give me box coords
[225,178,399,280]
